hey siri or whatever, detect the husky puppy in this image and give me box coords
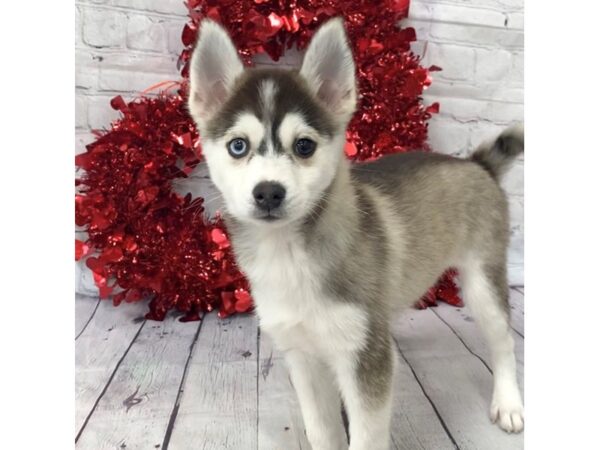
[188,18,524,450]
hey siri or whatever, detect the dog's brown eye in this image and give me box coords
[294,138,316,158]
[227,138,249,158]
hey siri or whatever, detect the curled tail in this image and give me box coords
[471,124,524,180]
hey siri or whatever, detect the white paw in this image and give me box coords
[489,395,524,433]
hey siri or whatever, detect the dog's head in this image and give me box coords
[188,18,356,226]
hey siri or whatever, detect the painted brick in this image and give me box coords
[99,68,177,92]
[426,79,524,104]
[508,196,524,267]
[76,259,102,296]
[507,12,524,29]
[83,9,126,48]
[427,21,524,50]
[468,121,508,150]
[496,0,524,10]
[75,50,100,90]
[87,95,122,129]
[411,1,507,28]
[423,43,476,81]
[501,160,524,196]
[166,21,185,56]
[509,200,524,234]
[424,95,523,124]
[403,18,432,42]
[109,0,187,16]
[75,131,95,155]
[75,96,88,129]
[508,51,524,86]
[475,48,513,82]
[426,116,470,156]
[75,6,83,46]
[126,14,167,52]
[95,50,178,73]
[418,0,523,12]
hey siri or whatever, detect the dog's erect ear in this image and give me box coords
[300,18,356,119]
[188,20,244,127]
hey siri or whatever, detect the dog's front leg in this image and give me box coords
[333,333,396,450]
[285,349,348,450]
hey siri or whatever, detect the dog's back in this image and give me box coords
[349,126,524,308]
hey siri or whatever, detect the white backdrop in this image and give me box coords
[75,0,524,293]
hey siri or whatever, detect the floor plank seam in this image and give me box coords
[430,309,493,374]
[511,286,524,295]
[161,319,204,450]
[256,326,261,450]
[511,326,524,339]
[392,337,460,450]
[75,320,147,443]
[75,298,101,341]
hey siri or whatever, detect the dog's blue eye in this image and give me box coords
[227,138,249,158]
[295,138,317,158]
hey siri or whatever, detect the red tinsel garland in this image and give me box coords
[75,0,461,321]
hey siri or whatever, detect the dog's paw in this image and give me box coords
[489,395,524,433]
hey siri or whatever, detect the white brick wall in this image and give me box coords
[75,0,524,288]
[75,0,184,153]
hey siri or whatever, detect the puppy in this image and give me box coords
[187,18,524,450]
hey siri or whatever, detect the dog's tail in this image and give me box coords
[470,124,524,180]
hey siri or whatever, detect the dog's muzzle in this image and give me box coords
[252,181,286,220]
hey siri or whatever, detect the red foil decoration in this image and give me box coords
[415,269,463,309]
[76,0,461,320]
[76,92,250,320]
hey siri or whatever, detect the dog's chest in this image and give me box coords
[238,233,367,356]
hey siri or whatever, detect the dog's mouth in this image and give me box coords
[252,207,286,222]
[254,210,284,222]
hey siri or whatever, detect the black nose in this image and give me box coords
[253,181,286,211]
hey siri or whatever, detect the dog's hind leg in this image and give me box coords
[458,257,524,433]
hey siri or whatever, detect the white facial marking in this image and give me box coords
[225,112,264,149]
[277,112,320,149]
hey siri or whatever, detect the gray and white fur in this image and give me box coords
[188,18,524,450]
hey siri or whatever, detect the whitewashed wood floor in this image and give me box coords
[75,287,524,450]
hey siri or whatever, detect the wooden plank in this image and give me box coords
[512,286,524,295]
[257,332,311,450]
[391,349,459,450]
[76,315,201,449]
[509,288,525,337]
[75,294,100,339]
[392,308,524,450]
[75,300,147,434]
[431,302,524,394]
[167,313,258,450]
